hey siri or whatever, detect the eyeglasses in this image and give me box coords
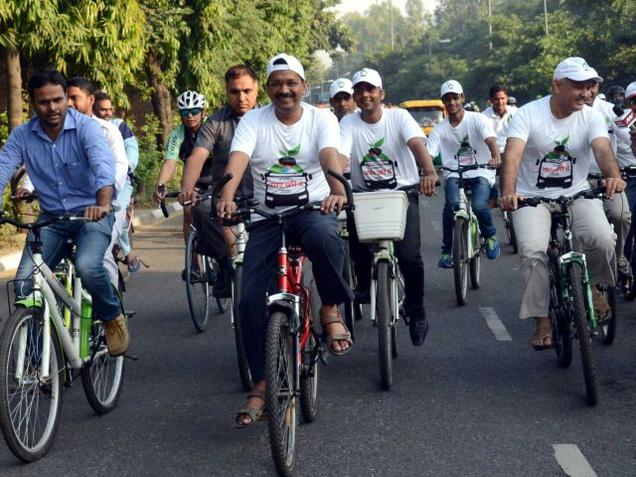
[179,107,202,118]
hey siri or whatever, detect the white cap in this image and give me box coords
[553,57,602,82]
[625,81,636,99]
[440,79,463,97]
[352,68,382,88]
[267,53,305,80]
[329,78,354,98]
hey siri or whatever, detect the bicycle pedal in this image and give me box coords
[319,349,329,366]
[125,311,136,319]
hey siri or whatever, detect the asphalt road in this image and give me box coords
[0,192,635,476]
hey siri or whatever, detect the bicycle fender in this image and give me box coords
[454,209,470,220]
[267,299,301,332]
[15,297,43,308]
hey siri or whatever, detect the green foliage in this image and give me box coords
[132,114,164,197]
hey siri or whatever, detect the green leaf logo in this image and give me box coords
[279,144,301,157]
[556,136,569,147]
[371,138,384,148]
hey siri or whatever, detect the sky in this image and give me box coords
[333,0,439,16]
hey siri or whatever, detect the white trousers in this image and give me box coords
[103,206,127,287]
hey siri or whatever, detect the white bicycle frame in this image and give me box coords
[369,240,401,326]
[455,186,481,259]
[15,253,92,381]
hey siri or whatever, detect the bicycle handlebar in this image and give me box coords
[517,187,606,209]
[0,211,90,231]
[440,164,498,173]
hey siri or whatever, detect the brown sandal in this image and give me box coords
[235,390,267,429]
[321,310,353,356]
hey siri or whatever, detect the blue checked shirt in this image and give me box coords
[0,108,115,215]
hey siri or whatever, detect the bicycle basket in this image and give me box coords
[353,191,408,242]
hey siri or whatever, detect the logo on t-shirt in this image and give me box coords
[535,137,576,189]
[360,138,397,190]
[455,135,478,166]
[262,145,312,208]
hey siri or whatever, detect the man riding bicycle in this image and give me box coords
[329,77,356,121]
[340,67,437,346]
[215,53,353,427]
[427,80,501,269]
[483,84,517,156]
[179,65,259,297]
[500,57,625,349]
[0,70,129,356]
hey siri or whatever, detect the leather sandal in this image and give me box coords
[235,390,267,429]
[320,310,353,357]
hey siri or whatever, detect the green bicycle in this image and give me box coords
[0,212,126,462]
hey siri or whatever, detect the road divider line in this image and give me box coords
[479,307,512,341]
[552,444,597,477]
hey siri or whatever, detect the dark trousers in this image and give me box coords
[240,211,352,382]
[347,194,425,318]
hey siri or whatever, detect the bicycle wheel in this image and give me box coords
[0,307,62,462]
[81,319,126,415]
[341,240,356,340]
[185,229,210,332]
[568,266,598,406]
[599,285,617,346]
[453,218,469,306]
[622,234,636,300]
[231,264,252,391]
[300,280,320,423]
[469,244,480,289]
[548,250,572,368]
[509,214,518,254]
[265,311,297,477]
[376,261,393,390]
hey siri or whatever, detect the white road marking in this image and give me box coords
[430,220,441,232]
[553,444,597,477]
[479,307,512,341]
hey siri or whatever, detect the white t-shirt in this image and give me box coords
[339,108,424,191]
[613,110,636,168]
[507,95,609,198]
[482,105,517,154]
[230,102,338,215]
[427,111,497,185]
[588,98,618,174]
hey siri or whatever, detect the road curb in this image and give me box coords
[0,204,183,273]
[132,203,183,228]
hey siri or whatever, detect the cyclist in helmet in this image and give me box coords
[153,90,207,241]
[606,84,626,107]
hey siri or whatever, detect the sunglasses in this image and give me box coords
[179,107,202,118]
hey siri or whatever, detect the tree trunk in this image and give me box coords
[5,48,23,131]
[146,51,172,149]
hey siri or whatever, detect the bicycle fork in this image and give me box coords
[559,251,598,329]
[370,241,398,325]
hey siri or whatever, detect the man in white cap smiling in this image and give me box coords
[329,77,356,121]
[217,53,353,427]
[340,67,438,346]
[500,56,625,350]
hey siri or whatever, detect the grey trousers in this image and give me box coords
[512,198,615,319]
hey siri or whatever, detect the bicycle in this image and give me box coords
[440,164,497,306]
[501,208,518,253]
[614,166,636,301]
[0,212,127,462]
[337,209,362,340]
[351,186,413,390]
[160,188,227,332]
[518,187,610,406]
[222,169,352,477]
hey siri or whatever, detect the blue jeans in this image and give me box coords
[239,211,352,382]
[442,177,496,253]
[15,213,121,321]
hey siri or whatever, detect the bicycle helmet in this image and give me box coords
[176,90,207,110]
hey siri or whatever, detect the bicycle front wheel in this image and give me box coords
[231,264,252,391]
[453,218,469,306]
[265,311,297,477]
[568,266,598,406]
[0,307,62,462]
[549,249,571,368]
[185,229,210,332]
[81,320,126,414]
[377,261,393,390]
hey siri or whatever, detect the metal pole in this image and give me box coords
[488,0,493,50]
[544,0,549,35]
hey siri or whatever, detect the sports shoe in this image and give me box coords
[409,312,429,346]
[103,314,130,357]
[438,253,453,269]
[485,235,501,259]
[617,255,632,279]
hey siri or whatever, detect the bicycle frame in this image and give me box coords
[455,186,481,260]
[16,252,93,380]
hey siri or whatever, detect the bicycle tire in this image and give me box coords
[569,266,598,406]
[453,218,469,306]
[265,311,297,477]
[0,307,63,462]
[600,285,617,346]
[300,279,320,422]
[341,240,356,340]
[622,235,636,300]
[509,214,518,254]
[469,251,481,290]
[185,229,210,332]
[81,319,126,415]
[231,264,252,391]
[548,249,572,368]
[377,261,393,390]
